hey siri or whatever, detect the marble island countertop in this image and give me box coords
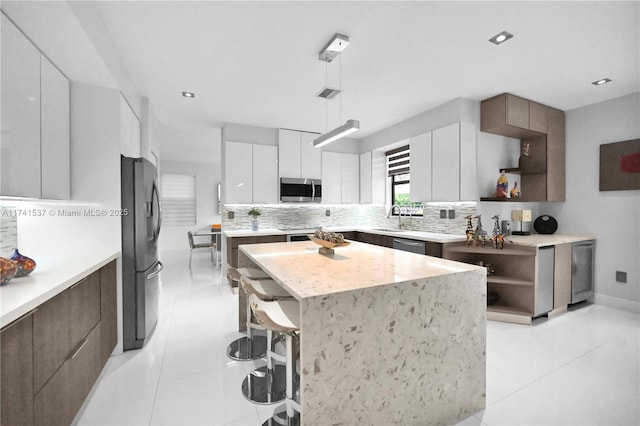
[236,238,486,424]
[239,240,481,300]
[224,226,467,243]
[0,251,119,328]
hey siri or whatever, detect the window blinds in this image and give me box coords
[386,145,410,177]
[161,173,196,226]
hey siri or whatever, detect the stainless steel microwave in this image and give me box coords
[280,178,322,202]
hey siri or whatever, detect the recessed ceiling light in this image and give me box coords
[592,78,612,86]
[489,31,514,45]
[182,91,195,98]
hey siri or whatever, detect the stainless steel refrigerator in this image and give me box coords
[121,155,163,350]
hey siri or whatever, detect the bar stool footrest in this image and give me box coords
[226,335,267,361]
[242,365,287,405]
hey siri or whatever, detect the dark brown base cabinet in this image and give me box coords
[0,259,117,426]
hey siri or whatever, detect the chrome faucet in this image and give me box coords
[387,204,403,229]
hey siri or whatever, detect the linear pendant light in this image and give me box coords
[313,119,360,148]
[314,33,360,148]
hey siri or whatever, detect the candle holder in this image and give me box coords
[511,209,532,235]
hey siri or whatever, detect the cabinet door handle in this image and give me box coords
[71,338,89,359]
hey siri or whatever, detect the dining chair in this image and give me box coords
[187,231,216,268]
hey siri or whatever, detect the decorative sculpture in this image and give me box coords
[472,215,489,247]
[465,215,474,247]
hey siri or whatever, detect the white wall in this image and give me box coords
[157,122,222,253]
[546,93,640,311]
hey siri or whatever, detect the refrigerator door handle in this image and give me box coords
[146,261,164,280]
[151,181,162,240]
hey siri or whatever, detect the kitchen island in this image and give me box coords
[238,240,486,425]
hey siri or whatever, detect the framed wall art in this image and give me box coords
[599,138,640,191]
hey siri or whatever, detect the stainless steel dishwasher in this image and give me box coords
[392,238,426,254]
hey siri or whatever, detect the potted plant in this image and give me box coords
[248,207,261,231]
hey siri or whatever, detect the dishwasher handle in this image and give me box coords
[393,239,423,247]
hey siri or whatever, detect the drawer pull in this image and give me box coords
[71,338,89,359]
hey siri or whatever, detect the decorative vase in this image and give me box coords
[496,171,509,198]
[251,218,259,231]
[0,257,18,285]
[9,249,37,277]
[510,181,521,199]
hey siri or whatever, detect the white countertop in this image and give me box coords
[240,240,481,300]
[0,251,119,328]
[224,226,467,244]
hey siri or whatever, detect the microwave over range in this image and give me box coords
[280,177,322,202]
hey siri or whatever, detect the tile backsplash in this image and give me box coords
[222,202,478,235]
[1,207,17,257]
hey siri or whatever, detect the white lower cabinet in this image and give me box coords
[321,151,359,204]
[410,122,476,202]
[225,141,277,203]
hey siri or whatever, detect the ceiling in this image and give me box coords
[73,1,640,138]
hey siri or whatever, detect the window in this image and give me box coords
[386,145,423,216]
[161,173,196,226]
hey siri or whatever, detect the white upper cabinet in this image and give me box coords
[432,124,460,201]
[225,141,253,203]
[359,152,372,204]
[1,13,71,200]
[321,152,342,204]
[409,122,477,202]
[321,151,359,204]
[278,129,301,178]
[459,122,477,201]
[300,132,322,179]
[225,141,278,204]
[341,153,360,204]
[41,55,70,200]
[252,144,278,203]
[409,131,432,202]
[278,129,322,180]
[1,14,41,198]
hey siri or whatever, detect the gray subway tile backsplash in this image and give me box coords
[222,202,477,235]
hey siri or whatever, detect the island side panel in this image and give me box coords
[299,269,486,426]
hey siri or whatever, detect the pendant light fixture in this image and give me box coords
[314,33,360,148]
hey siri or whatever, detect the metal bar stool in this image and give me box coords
[226,269,291,363]
[249,293,301,425]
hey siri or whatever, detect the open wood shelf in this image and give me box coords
[487,275,534,286]
[444,244,534,256]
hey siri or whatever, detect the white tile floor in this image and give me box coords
[76,250,640,426]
